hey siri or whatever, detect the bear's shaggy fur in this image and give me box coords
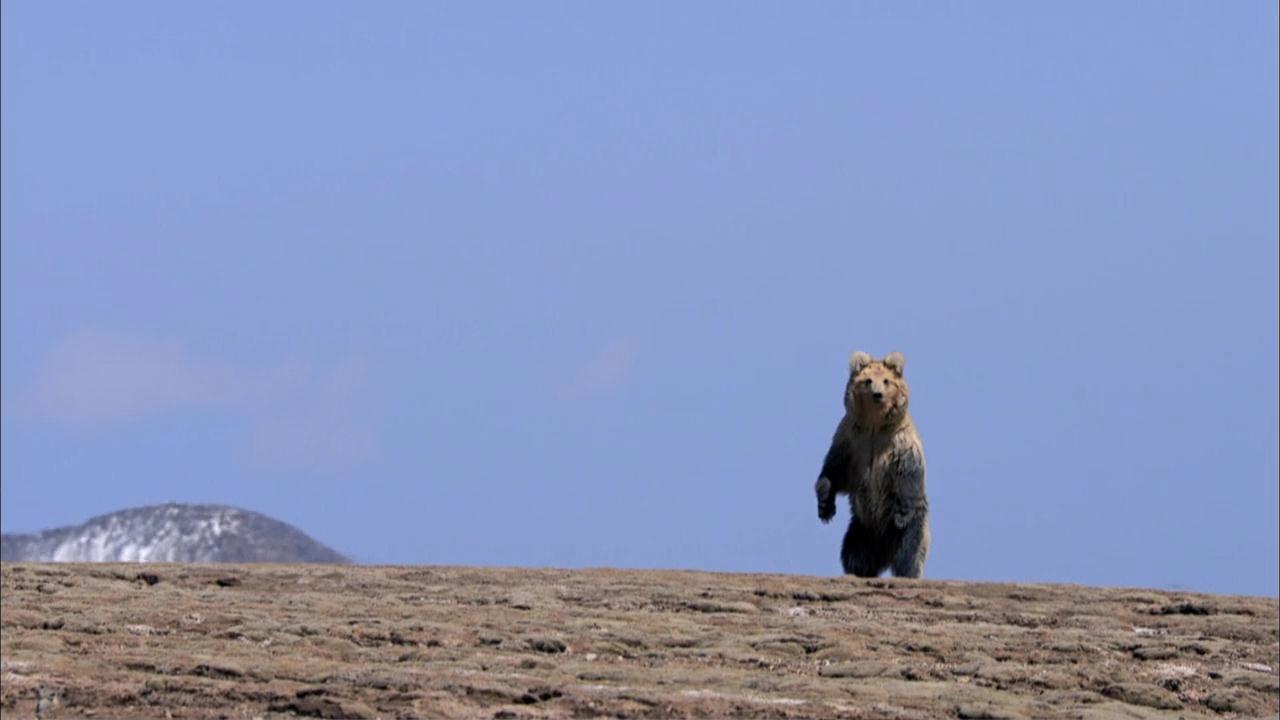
[815,351,929,578]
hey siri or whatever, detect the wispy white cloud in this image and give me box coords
[10,329,378,472]
[13,330,247,424]
[569,337,637,396]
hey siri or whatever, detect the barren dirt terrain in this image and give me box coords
[1,564,1276,719]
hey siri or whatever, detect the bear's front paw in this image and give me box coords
[816,477,836,523]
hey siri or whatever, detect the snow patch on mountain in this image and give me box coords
[1,503,348,563]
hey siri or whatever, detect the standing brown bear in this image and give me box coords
[814,351,929,578]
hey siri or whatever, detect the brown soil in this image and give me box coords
[2,564,1277,719]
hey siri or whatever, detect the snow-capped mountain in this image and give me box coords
[0,503,348,563]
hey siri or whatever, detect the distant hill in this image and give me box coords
[0,503,348,563]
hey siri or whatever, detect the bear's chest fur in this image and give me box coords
[849,432,901,532]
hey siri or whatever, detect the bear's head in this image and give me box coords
[845,351,909,429]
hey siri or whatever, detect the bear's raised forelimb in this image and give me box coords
[816,417,854,523]
[815,476,836,523]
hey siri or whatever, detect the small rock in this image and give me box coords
[975,662,1033,685]
[269,697,375,719]
[41,618,65,631]
[1132,645,1178,660]
[1049,641,1089,653]
[819,660,891,679]
[1102,683,1182,710]
[191,662,244,679]
[956,703,1026,720]
[1028,670,1076,689]
[214,577,241,587]
[35,686,59,717]
[528,637,566,654]
[898,665,930,681]
[381,631,407,646]
[296,687,328,699]
[1156,601,1213,615]
[517,687,562,704]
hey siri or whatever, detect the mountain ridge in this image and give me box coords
[0,503,347,563]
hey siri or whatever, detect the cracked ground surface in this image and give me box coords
[1,563,1277,719]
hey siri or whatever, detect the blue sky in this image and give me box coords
[2,2,1276,597]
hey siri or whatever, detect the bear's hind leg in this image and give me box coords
[840,517,887,577]
[890,516,930,579]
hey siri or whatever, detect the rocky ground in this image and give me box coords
[1,564,1276,719]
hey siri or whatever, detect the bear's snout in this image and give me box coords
[871,391,884,403]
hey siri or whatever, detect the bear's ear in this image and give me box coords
[849,351,872,375]
[883,352,905,375]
